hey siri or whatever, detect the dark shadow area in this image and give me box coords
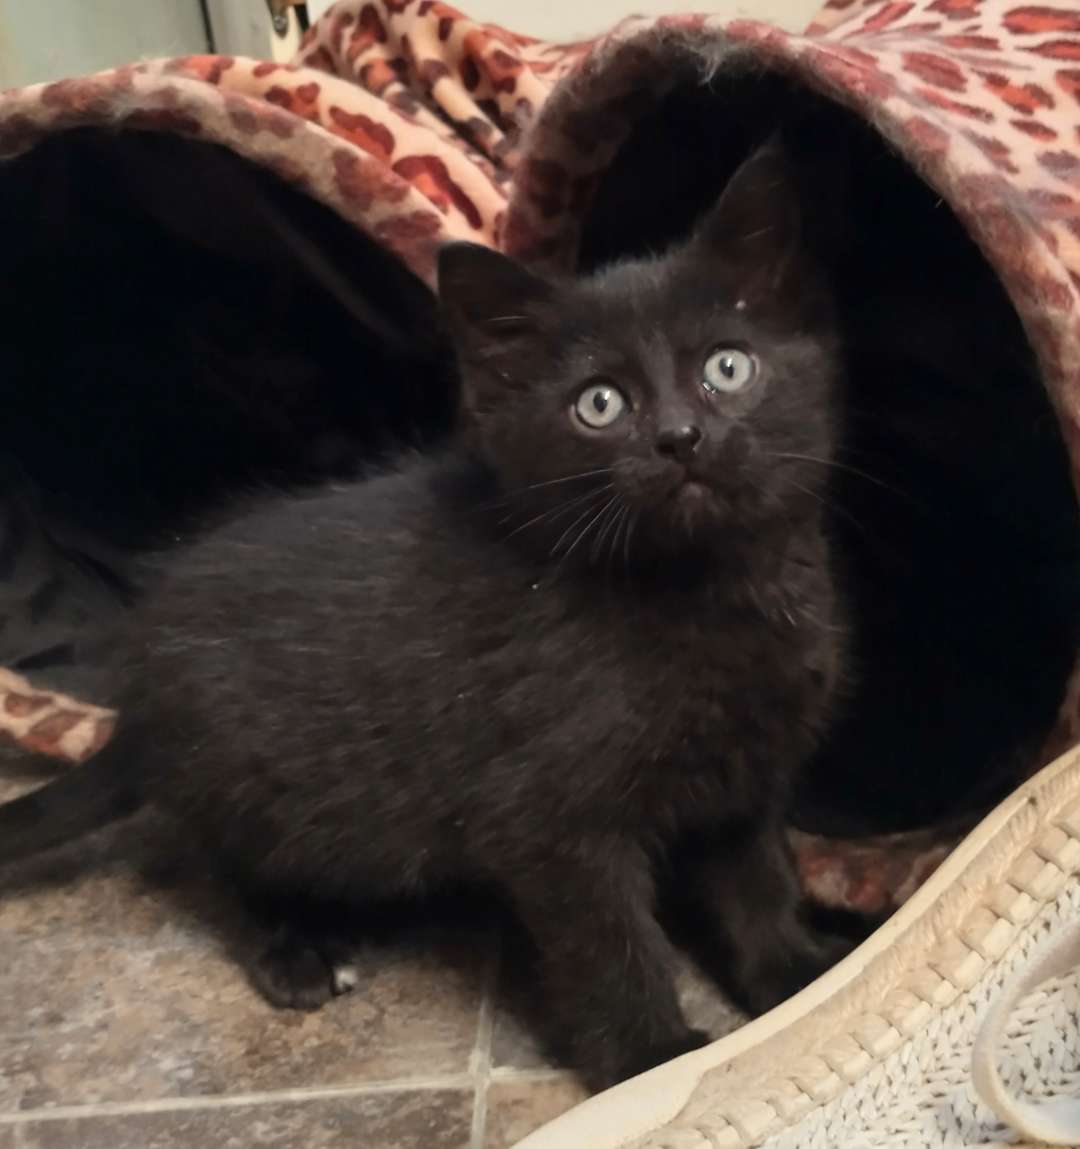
[581,73,1080,834]
[0,129,457,700]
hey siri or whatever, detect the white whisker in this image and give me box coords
[766,451,911,500]
[558,497,615,564]
[621,509,638,573]
[519,468,614,493]
[590,498,624,564]
[482,469,614,516]
[779,473,867,537]
[608,505,632,577]
[501,484,610,536]
[549,492,612,557]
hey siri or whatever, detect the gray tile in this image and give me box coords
[0,879,486,1110]
[484,1077,587,1149]
[15,1090,475,1149]
[0,868,191,953]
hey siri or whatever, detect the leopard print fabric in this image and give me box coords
[0,0,1076,913]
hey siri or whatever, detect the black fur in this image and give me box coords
[0,143,847,1089]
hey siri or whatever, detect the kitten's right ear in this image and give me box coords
[438,242,553,340]
[696,136,804,298]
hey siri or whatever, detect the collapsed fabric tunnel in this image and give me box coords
[0,0,1078,913]
[0,128,457,711]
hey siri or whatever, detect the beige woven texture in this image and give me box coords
[626,759,1080,1149]
[770,887,1080,1148]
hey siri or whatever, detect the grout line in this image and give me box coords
[0,1077,475,1125]
[469,940,501,1149]
[488,1068,577,1085]
[469,941,502,1078]
[0,1068,574,1127]
[469,1003,496,1149]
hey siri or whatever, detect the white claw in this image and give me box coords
[332,964,360,995]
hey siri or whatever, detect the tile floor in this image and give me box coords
[0,771,745,1149]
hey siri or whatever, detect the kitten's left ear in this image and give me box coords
[438,242,553,340]
[695,136,804,295]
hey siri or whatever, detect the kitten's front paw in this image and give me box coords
[251,936,347,1011]
[598,1027,711,1091]
[734,929,851,1016]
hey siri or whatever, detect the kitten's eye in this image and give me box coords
[574,382,628,429]
[703,348,756,394]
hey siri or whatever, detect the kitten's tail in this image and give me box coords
[0,744,141,866]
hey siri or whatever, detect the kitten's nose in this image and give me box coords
[655,424,703,464]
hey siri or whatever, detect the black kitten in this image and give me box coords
[0,142,846,1090]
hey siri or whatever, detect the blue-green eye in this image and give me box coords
[703,348,756,394]
[574,382,628,428]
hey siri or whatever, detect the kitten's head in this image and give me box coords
[439,140,840,565]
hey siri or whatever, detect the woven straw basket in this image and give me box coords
[516,745,1080,1148]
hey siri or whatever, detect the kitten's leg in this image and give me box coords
[510,840,708,1090]
[681,820,848,1016]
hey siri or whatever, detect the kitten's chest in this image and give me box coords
[613,594,835,786]
[627,609,792,725]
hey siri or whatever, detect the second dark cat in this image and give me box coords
[0,142,846,1089]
